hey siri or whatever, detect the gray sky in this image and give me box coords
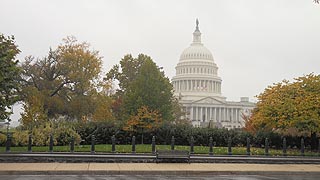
[1,0,320,124]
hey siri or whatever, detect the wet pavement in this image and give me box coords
[1,175,320,180]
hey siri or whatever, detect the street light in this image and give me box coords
[4,121,10,136]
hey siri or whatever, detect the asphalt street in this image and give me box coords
[1,175,320,180]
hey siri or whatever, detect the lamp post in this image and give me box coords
[4,121,10,136]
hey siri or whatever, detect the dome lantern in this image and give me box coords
[193,19,202,44]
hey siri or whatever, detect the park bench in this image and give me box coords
[156,150,190,163]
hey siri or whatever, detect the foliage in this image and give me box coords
[123,106,162,134]
[248,73,320,136]
[56,122,81,145]
[12,130,29,146]
[20,87,48,129]
[0,34,21,121]
[122,56,175,122]
[106,54,150,120]
[20,36,113,124]
[12,121,81,146]
[0,132,6,146]
[91,91,114,122]
[75,121,120,144]
[106,54,147,94]
[7,122,316,150]
[106,54,179,124]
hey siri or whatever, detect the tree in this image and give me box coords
[122,56,175,122]
[106,54,148,120]
[0,34,21,122]
[123,106,162,144]
[248,73,320,149]
[106,54,146,94]
[20,36,111,121]
[106,54,176,122]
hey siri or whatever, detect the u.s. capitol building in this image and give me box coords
[172,20,255,129]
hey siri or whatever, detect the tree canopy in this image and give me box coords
[106,54,178,123]
[20,36,113,124]
[247,73,320,137]
[0,34,21,122]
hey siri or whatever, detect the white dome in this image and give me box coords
[172,19,222,99]
[180,44,214,61]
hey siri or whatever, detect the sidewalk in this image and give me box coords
[1,163,320,175]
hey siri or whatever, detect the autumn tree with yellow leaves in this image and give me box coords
[123,106,162,144]
[18,36,113,145]
[247,73,320,149]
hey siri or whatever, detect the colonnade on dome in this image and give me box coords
[173,80,221,94]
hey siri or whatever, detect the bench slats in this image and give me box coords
[156,150,190,163]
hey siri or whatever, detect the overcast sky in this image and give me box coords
[1,0,320,124]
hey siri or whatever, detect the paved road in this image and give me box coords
[1,175,320,180]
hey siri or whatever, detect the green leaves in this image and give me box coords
[122,55,174,122]
[0,34,21,121]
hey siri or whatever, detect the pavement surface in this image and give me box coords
[1,175,320,180]
[0,163,320,176]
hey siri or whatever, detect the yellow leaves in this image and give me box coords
[123,106,163,133]
[57,36,102,86]
[249,73,320,135]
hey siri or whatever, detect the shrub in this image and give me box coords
[12,130,29,146]
[0,132,6,146]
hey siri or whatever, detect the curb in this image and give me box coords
[1,170,320,176]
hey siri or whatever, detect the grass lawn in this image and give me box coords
[0,144,319,156]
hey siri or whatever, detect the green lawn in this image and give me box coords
[0,144,319,156]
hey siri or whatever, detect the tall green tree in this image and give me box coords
[0,34,21,122]
[106,54,150,120]
[248,73,320,148]
[106,54,146,93]
[122,56,175,122]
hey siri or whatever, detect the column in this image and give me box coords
[200,107,203,122]
[231,108,234,122]
[183,80,185,91]
[190,107,193,121]
[210,107,213,121]
[235,108,237,122]
[214,108,217,122]
[191,80,193,91]
[215,82,217,92]
[205,80,207,91]
[220,107,224,120]
[195,107,198,121]
[236,108,240,122]
[205,107,209,122]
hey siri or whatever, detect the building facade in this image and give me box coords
[172,20,255,129]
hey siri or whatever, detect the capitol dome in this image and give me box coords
[179,45,214,61]
[172,19,222,100]
[171,19,255,129]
